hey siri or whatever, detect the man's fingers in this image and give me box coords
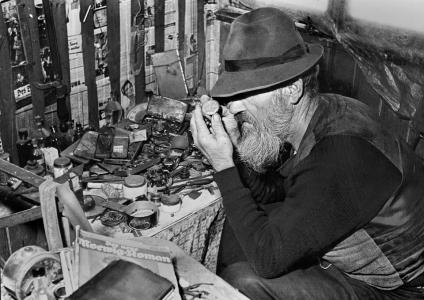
[211,114,227,137]
[221,106,230,117]
[199,94,211,104]
[190,115,198,144]
[193,105,210,137]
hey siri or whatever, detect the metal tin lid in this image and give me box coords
[124,175,146,187]
[53,157,72,168]
[161,194,181,206]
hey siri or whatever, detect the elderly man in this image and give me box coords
[190,7,424,300]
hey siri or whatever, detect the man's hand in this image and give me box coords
[199,95,241,147]
[221,108,241,147]
[190,105,235,172]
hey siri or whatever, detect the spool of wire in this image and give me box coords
[100,210,128,227]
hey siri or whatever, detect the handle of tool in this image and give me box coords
[56,183,93,232]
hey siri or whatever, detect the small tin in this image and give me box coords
[125,201,158,230]
[123,175,147,200]
[151,193,162,206]
[161,194,182,214]
[111,134,129,159]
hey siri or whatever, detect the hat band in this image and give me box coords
[224,44,305,72]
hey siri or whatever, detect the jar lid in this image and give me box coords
[161,194,181,206]
[54,157,72,168]
[124,175,146,187]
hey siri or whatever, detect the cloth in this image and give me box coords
[214,93,424,298]
[220,261,424,300]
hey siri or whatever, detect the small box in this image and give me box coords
[111,134,129,159]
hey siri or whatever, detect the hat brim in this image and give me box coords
[211,43,324,98]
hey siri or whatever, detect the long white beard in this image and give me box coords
[238,125,282,173]
[237,103,293,173]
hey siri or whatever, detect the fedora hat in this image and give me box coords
[211,7,323,98]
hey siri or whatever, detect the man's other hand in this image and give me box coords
[190,105,235,172]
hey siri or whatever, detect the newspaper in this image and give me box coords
[74,229,181,300]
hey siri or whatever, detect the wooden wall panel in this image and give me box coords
[17,0,45,121]
[0,221,48,262]
[80,0,99,128]
[0,228,11,265]
[107,0,121,102]
[0,8,18,162]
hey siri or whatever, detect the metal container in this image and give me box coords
[125,201,158,230]
[2,246,61,300]
[123,175,147,200]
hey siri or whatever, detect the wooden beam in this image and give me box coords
[131,0,146,103]
[197,1,206,92]
[154,0,165,53]
[80,0,99,128]
[0,206,42,229]
[0,159,44,190]
[50,0,72,122]
[107,0,121,103]
[178,0,185,73]
[42,0,60,79]
[17,0,45,120]
[0,8,18,162]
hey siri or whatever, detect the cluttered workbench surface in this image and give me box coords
[0,95,226,272]
[62,96,225,271]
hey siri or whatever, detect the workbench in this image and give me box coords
[85,186,225,272]
[0,147,226,273]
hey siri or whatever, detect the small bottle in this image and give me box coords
[16,128,32,167]
[74,122,83,141]
[65,120,75,145]
[31,138,45,172]
[34,115,51,139]
[25,159,45,177]
[49,125,61,152]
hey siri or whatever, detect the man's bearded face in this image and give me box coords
[235,91,294,173]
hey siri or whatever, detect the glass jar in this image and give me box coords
[53,157,72,178]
